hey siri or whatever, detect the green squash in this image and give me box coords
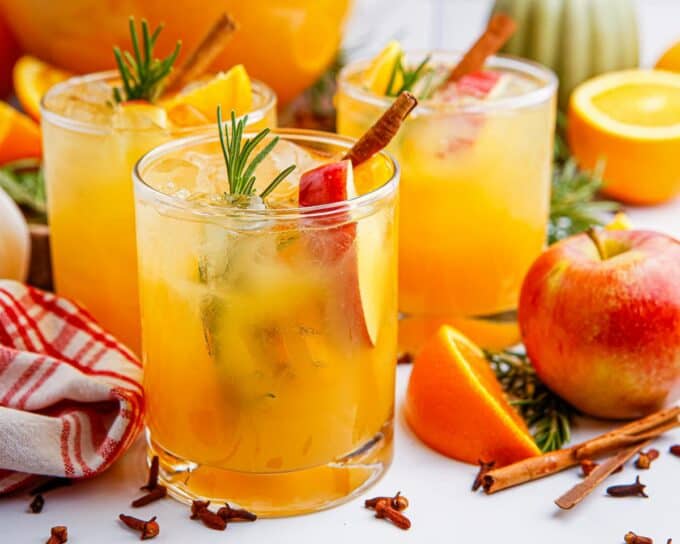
[491,0,639,108]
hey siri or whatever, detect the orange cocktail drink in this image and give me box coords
[337,50,557,351]
[41,69,275,353]
[134,128,399,516]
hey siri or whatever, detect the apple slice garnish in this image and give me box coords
[299,160,381,346]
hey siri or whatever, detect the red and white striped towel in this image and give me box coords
[0,280,144,494]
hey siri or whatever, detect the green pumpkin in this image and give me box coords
[491,0,639,108]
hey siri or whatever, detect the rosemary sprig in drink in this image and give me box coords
[216,106,296,199]
[112,17,182,103]
[485,349,576,452]
[385,54,432,98]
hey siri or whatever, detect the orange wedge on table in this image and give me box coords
[568,70,680,205]
[405,326,540,467]
[0,101,41,164]
[13,55,72,121]
[656,41,680,72]
[163,64,253,122]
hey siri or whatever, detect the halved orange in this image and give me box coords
[162,64,253,122]
[13,55,72,121]
[656,41,680,72]
[568,70,680,204]
[405,325,540,466]
[0,100,42,164]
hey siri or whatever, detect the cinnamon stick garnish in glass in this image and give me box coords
[481,406,680,494]
[554,440,651,510]
[444,13,516,85]
[342,91,418,167]
[164,12,237,93]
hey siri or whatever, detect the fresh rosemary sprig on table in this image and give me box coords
[217,106,296,199]
[386,54,432,97]
[0,159,46,223]
[485,349,577,452]
[112,17,181,103]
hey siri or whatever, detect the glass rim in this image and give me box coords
[40,69,277,135]
[338,51,558,114]
[133,128,400,222]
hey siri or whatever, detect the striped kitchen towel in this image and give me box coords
[0,280,144,494]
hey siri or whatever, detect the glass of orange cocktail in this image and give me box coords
[133,123,399,516]
[337,49,557,352]
[40,21,276,354]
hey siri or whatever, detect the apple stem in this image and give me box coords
[586,228,607,260]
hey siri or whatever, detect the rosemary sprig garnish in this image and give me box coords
[112,17,181,103]
[386,54,432,98]
[485,348,577,452]
[548,115,619,244]
[216,106,296,199]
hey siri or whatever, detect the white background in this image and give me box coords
[2,1,680,542]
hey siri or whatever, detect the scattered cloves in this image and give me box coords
[624,531,653,544]
[365,491,409,511]
[669,445,680,457]
[217,503,257,522]
[635,449,660,469]
[198,509,228,531]
[473,460,496,491]
[46,525,68,544]
[131,485,167,507]
[191,500,210,519]
[29,494,45,513]
[141,456,160,491]
[607,476,648,498]
[374,499,411,530]
[397,352,413,365]
[119,514,159,540]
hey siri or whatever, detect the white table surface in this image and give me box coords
[4,1,680,542]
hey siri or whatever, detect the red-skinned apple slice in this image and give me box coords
[299,160,381,346]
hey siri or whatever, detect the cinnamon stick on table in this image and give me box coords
[555,440,652,510]
[481,406,680,494]
[164,12,237,93]
[444,13,517,85]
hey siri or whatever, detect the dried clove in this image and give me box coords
[46,525,68,544]
[473,460,496,491]
[141,456,160,491]
[580,459,598,477]
[624,531,653,544]
[607,476,648,498]
[374,499,411,530]
[31,478,72,496]
[670,445,680,457]
[635,449,660,469]
[217,503,257,522]
[397,353,413,365]
[29,494,45,513]
[132,485,167,507]
[365,492,410,511]
[198,509,227,531]
[119,514,159,540]
[190,500,210,519]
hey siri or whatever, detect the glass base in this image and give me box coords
[146,422,393,517]
[399,310,520,354]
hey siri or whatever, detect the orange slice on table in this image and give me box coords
[362,41,403,95]
[568,69,680,205]
[13,55,72,121]
[405,325,540,467]
[0,100,42,164]
[163,64,253,122]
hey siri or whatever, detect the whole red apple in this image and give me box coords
[519,229,680,419]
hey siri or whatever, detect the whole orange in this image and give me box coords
[0,15,20,98]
